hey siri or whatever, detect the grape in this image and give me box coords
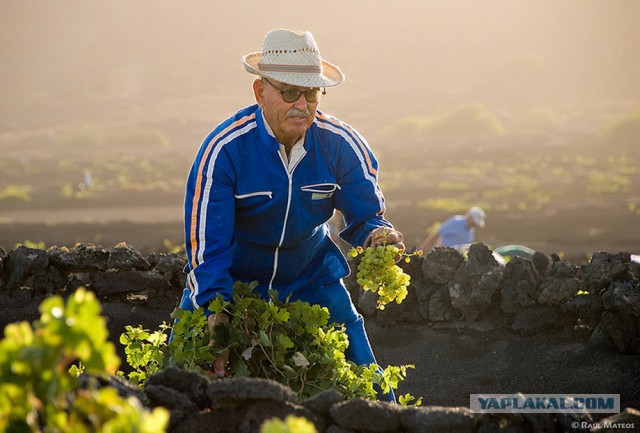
[349,245,421,310]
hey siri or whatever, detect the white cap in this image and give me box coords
[468,207,486,228]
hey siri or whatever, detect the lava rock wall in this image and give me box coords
[1,242,639,355]
[347,244,640,354]
[96,368,640,433]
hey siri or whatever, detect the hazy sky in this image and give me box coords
[2,0,639,132]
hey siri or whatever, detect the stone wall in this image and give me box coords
[347,244,640,355]
[97,369,639,433]
[1,242,639,355]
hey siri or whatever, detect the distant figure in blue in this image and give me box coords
[418,207,486,252]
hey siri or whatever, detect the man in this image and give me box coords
[177,29,403,401]
[418,206,486,251]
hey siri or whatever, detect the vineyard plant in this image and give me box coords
[0,288,168,432]
[122,281,418,401]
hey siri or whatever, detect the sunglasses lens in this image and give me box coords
[277,85,322,103]
[283,89,302,103]
[304,90,320,102]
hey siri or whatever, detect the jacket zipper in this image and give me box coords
[268,151,305,290]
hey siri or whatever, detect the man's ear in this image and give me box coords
[253,79,265,107]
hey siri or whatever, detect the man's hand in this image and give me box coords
[365,227,405,251]
[207,312,230,378]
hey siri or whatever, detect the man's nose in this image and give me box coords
[293,93,308,109]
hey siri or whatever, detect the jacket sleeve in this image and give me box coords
[331,124,393,248]
[184,141,236,310]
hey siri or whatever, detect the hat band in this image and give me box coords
[258,62,322,74]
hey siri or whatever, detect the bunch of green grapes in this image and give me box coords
[349,245,422,310]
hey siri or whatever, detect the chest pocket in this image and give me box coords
[235,191,273,200]
[300,183,341,200]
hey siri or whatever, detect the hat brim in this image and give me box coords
[242,52,345,88]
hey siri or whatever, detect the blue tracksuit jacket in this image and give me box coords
[184,104,393,309]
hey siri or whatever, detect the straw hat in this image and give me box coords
[243,29,345,88]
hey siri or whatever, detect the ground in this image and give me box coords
[367,321,640,412]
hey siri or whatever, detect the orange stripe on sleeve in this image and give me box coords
[189,113,256,268]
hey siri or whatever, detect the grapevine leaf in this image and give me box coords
[212,323,230,347]
[259,330,272,347]
[170,308,186,320]
[230,360,251,377]
[277,335,294,351]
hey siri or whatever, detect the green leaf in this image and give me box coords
[274,308,290,324]
[259,330,272,348]
[230,360,251,377]
[211,323,230,348]
[277,335,294,351]
[399,393,423,406]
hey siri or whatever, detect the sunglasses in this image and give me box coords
[262,78,326,103]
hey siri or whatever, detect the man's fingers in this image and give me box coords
[393,241,406,251]
[213,353,229,378]
[368,228,404,249]
[364,228,406,261]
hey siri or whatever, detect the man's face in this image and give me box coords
[253,78,320,148]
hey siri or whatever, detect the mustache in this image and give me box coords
[286,108,311,118]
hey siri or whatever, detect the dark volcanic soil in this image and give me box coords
[368,321,640,411]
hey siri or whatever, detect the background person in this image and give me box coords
[177,29,403,401]
[418,206,486,252]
